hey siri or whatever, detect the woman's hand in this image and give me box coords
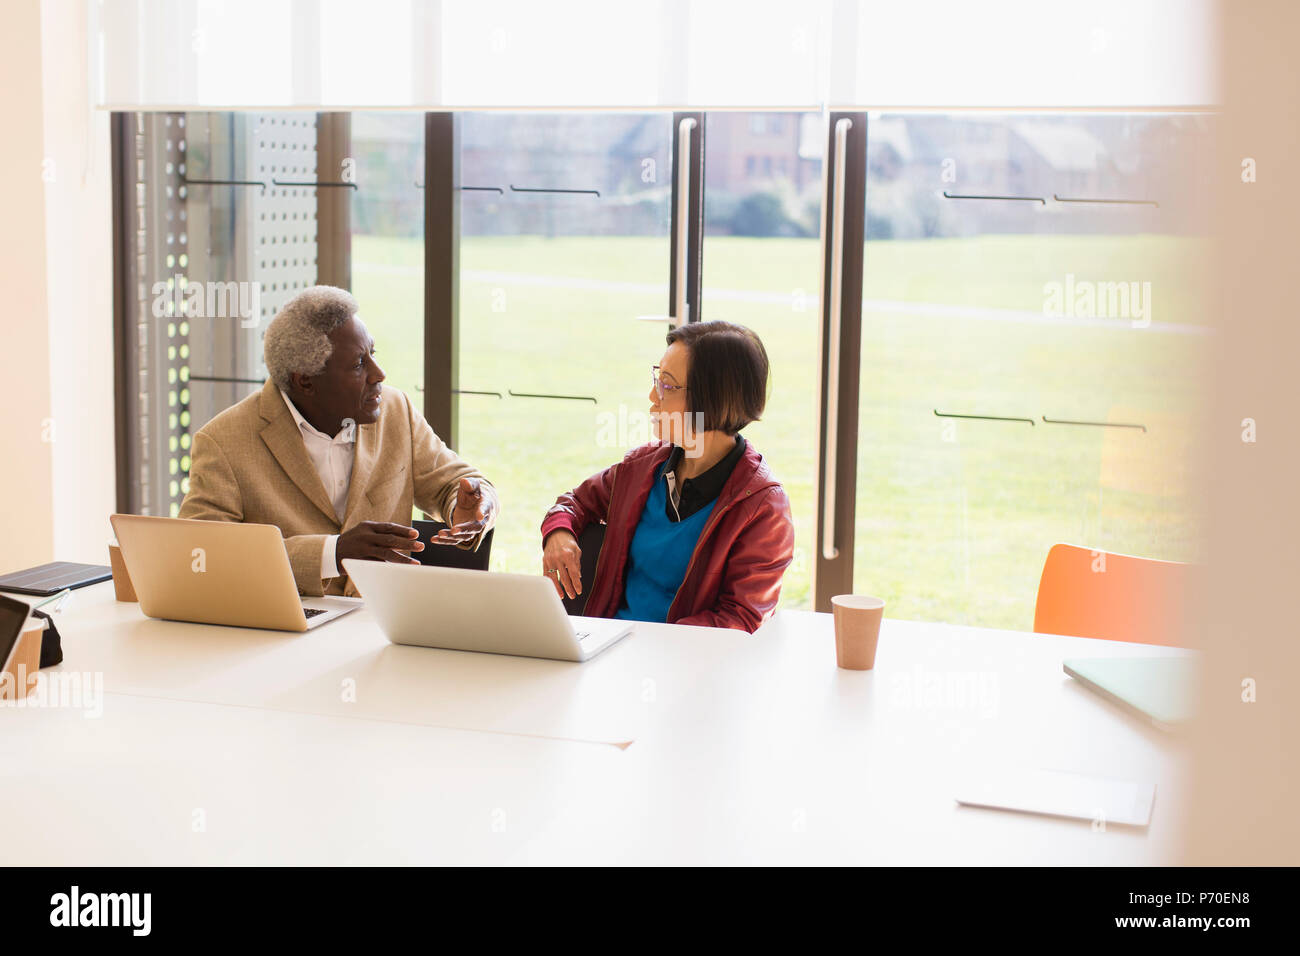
[542,530,583,600]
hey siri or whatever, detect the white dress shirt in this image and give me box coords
[280,389,356,579]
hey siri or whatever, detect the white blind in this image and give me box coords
[855,0,1219,108]
[95,0,1217,110]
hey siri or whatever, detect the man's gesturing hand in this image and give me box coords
[336,521,424,565]
[431,476,495,548]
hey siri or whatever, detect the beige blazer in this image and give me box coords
[178,379,494,597]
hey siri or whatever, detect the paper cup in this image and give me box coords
[831,595,885,670]
[108,542,137,603]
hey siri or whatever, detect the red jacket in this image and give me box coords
[541,441,795,633]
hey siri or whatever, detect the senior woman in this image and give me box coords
[540,320,794,633]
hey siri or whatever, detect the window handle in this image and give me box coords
[671,116,697,329]
[820,118,852,561]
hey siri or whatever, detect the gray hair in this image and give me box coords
[263,285,359,390]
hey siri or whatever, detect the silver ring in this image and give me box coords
[546,568,559,576]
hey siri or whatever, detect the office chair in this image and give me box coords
[1033,542,1191,647]
[413,520,493,572]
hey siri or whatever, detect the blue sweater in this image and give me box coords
[614,461,717,624]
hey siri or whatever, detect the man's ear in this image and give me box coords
[288,371,315,398]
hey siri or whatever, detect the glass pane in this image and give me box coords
[350,112,425,413]
[855,113,1214,629]
[701,111,823,609]
[172,111,321,517]
[455,114,673,574]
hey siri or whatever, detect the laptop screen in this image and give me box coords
[0,595,31,670]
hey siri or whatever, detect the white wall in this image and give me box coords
[42,0,115,563]
[0,0,114,573]
[0,0,55,573]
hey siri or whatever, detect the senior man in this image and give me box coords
[179,285,497,597]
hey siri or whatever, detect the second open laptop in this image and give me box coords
[343,559,632,662]
[110,514,361,632]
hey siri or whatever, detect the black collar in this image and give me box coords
[662,435,747,522]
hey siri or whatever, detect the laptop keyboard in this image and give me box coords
[303,607,327,619]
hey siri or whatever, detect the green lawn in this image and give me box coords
[352,233,1209,630]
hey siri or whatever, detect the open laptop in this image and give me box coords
[1063,656,1198,732]
[343,559,632,662]
[110,514,360,632]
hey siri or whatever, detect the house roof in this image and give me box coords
[1010,121,1109,172]
[868,116,913,161]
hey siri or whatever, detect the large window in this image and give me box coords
[702,111,824,609]
[116,111,324,517]
[453,114,673,575]
[349,112,425,413]
[117,109,1212,631]
[852,113,1213,629]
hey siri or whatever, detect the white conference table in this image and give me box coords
[0,581,1191,865]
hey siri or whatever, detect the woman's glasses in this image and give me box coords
[652,366,687,402]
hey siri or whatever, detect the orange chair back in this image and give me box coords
[1033,543,1190,647]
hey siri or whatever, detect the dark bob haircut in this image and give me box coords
[665,320,770,434]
